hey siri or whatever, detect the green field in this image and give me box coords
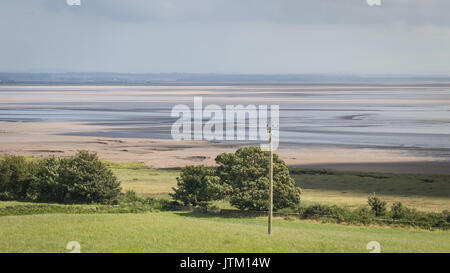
[109,163,450,212]
[291,169,450,212]
[1,159,449,253]
[107,162,179,199]
[1,211,449,253]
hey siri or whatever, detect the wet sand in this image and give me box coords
[1,84,450,173]
[1,121,449,174]
[2,84,450,150]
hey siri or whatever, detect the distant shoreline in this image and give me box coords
[3,83,450,87]
[2,72,450,85]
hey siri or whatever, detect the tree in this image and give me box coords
[27,157,64,202]
[0,151,121,204]
[170,165,229,209]
[0,155,36,201]
[367,193,387,216]
[215,146,301,211]
[58,151,121,203]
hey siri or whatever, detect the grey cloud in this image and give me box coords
[1,0,449,74]
[39,0,450,26]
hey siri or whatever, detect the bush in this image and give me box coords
[0,155,37,201]
[216,146,301,211]
[354,206,375,224]
[115,190,181,212]
[170,165,229,209]
[443,210,450,223]
[303,204,343,218]
[390,202,416,220]
[299,204,375,225]
[119,190,143,203]
[367,193,387,216]
[58,151,121,204]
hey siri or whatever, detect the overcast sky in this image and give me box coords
[1,0,450,75]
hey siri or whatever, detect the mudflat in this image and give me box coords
[0,121,448,173]
[1,84,449,173]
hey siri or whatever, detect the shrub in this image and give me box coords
[443,210,450,223]
[57,151,121,204]
[300,204,375,225]
[119,190,143,203]
[303,204,343,218]
[390,202,416,220]
[116,190,180,212]
[414,212,448,229]
[159,200,183,211]
[170,165,229,209]
[367,193,387,216]
[0,155,37,200]
[354,206,374,224]
[216,146,301,211]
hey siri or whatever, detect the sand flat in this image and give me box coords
[1,84,449,173]
[1,121,447,173]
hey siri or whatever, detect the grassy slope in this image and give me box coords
[0,212,449,253]
[0,159,449,253]
[109,163,450,212]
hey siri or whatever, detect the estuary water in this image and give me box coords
[1,84,450,158]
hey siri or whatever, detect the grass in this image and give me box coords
[0,202,106,216]
[0,211,449,253]
[0,200,165,217]
[108,162,179,197]
[0,201,37,208]
[0,157,449,252]
[291,169,450,212]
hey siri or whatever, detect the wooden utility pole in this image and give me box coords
[268,126,273,235]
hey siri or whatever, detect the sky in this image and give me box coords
[1,0,450,75]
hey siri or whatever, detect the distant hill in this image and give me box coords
[1,72,450,85]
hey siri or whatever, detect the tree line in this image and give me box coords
[0,151,120,203]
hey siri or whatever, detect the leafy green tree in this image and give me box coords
[215,146,301,211]
[367,193,387,216]
[58,151,121,203]
[0,155,36,200]
[170,165,229,209]
[27,157,64,202]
